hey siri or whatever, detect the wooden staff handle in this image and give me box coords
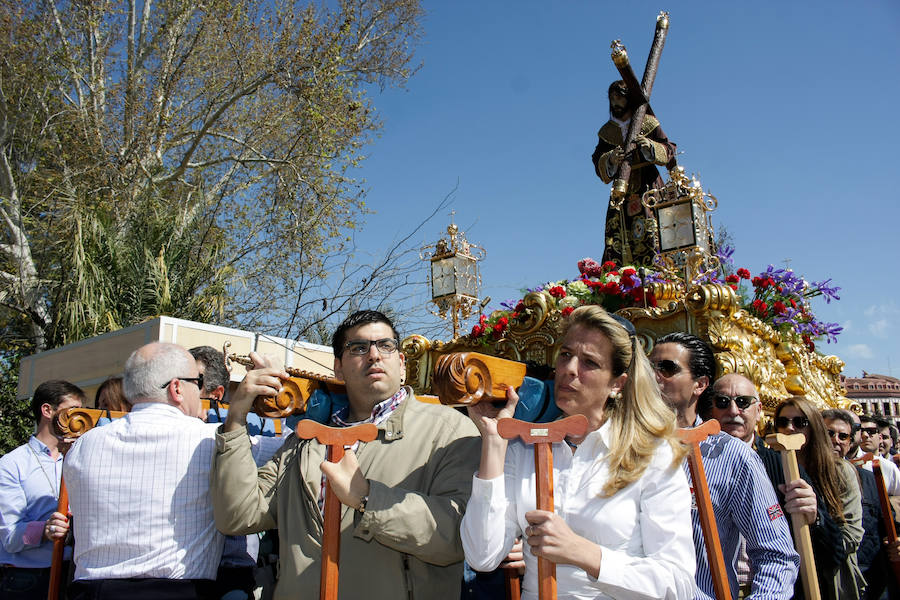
[497,415,588,600]
[295,420,378,600]
[677,419,731,600]
[766,433,820,600]
[47,475,68,600]
[504,569,521,600]
[432,352,527,406]
[872,458,900,588]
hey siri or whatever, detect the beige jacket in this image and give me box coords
[211,390,481,599]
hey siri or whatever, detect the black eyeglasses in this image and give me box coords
[712,394,758,410]
[344,338,399,356]
[160,375,204,390]
[827,429,851,442]
[653,359,682,378]
[775,415,809,430]
[860,426,881,437]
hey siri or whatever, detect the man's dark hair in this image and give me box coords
[189,346,230,394]
[655,332,715,381]
[822,408,854,429]
[332,310,399,357]
[860,413,890,429]
[31,380,85,425]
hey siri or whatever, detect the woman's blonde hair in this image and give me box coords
[563,305,686,496]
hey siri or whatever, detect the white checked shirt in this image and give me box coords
[855,447,900,495]
[64,403,225,581]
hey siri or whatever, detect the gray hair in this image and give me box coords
[123,343,194,403]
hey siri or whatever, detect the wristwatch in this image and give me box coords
[356,495,368,514]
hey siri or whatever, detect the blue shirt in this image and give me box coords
[684,420,799,599]
[0,436,69,568]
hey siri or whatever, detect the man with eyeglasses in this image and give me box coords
[855,414,900,496]
[649,332,798,600]
[211,310,481,599]
[63,342,222,598]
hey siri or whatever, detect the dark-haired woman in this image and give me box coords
[461,305,695,599]
[775,397,865,600]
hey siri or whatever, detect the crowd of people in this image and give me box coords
[1,307,899,600]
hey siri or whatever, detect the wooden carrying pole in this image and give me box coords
[497,415,589,600]
[872,458,900,588]
[677,420,731,600]
[46,475,68,600]
[766,432,821,600]
[296,420,378,600]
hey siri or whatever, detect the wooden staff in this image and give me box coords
[46,475,68,600]
[504,570,521,600]
[677,420,731,600]
[766,432,821,600]
[295,420,378,600]
[497,414,589,600]
[871,457,900,587]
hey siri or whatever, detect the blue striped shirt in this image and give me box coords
[684,423,799,599]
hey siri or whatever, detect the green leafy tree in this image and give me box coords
[0,0,426,446]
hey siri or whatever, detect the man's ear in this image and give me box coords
[40,403,54,421]
[693,375,710,399]
[333,356,344,382]
[211,385,226,403]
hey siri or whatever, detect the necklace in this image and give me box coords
[27,440,59,499]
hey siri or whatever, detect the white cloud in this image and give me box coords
[864,301,899,319]
[842,319,853,333]
[869,318,891,339]
[847,344,874,359]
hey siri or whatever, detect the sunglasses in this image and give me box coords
[653,359,682,378]
[860,426,881,437]
[775,415,809,430]
[712,394,758,410]
[827,429,851,442]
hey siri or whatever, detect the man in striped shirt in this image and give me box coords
[649,332,799,600]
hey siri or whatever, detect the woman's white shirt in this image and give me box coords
[461,421,696,600]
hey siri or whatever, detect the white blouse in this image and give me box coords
[461,421,696,600]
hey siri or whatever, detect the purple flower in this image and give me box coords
[716,245,735,266]
[811,279,841,303]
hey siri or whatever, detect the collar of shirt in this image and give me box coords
[28,435,55,458]
[330,387,407,428]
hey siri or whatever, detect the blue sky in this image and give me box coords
[350,0,900,377]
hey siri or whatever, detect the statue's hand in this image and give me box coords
[609,147,625,167]
[635,135,652,153]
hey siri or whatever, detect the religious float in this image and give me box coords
[404,11,851,418]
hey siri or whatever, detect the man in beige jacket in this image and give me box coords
[211,310,481,599]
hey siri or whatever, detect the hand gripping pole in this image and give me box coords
[497,415,589,600]
[296,420,378,600]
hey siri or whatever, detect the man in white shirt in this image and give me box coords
[64,342,220,600]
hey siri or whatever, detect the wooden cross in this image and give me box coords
[677,419,731,600]
[497,414,589,600]
[608,11,671,202]
[766,432,821,600]
[296,420,379,600]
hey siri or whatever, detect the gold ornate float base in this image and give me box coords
[403,283,852,416]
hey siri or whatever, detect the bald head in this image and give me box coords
[123,342,202,417]
[709,373,762,444]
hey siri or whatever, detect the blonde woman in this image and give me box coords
[461,305,696,599]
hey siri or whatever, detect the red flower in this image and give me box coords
[752,277,763,287]
[492,323,505,338]
[622,267,636,277]
[515,301,525,313]
[479,314,487,325]
[729,284,738,291]
[789,298,797,308]
[725,274,739,283]
[561,306,574,317]
[773,301,786,314]
[776,286,783,293]
[497,316,509,327]
[608,270,619,277]
[471,325,484,337]
[737,268,751,280]
[602,261,617,271]
[548,286,566,299]
[603,282,621,295]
